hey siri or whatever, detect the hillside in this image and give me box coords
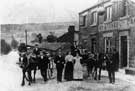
[1,22,78,43]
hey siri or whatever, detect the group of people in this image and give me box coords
[55,51,84,83]
[18,42,119,85]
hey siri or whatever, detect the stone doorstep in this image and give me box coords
[125,67,135,75]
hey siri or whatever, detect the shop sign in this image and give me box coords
[99,16,135,32]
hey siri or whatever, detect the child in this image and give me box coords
[48,56,54,79]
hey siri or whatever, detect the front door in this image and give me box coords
[120,36,127,67]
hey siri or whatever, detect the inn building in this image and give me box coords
[79,0,135,72]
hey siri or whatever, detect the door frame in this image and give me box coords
[119,31,129,68]
[103,32,113,53]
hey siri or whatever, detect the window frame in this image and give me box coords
[91,11,98,26]
[79,15,87,27]
[105,5,112,22]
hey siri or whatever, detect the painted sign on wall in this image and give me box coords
[99,16,135,32]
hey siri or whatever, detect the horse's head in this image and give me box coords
[17,53,28,69]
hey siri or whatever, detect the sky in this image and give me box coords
[0,0,98,24]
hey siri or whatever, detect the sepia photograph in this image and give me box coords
[0,0,135,91]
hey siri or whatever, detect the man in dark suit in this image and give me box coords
[106,49,118,84]
[18,43,27,53]
[54,51,65,82]
[39,51,49,82]
[33,44,40,69]
[33,44,40,57]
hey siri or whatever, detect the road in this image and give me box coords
[0,51,135,91]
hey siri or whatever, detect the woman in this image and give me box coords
[73,53,83,80]
[64,51,74,81]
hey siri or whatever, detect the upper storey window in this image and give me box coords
[91,11,97,25]
[105,6,112,22]
[80,15,86,27]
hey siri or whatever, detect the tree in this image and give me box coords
[1,39,11,54]
[11,36,18,49]
[46,32,57,42]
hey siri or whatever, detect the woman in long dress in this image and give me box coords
[64,51,74,81]
[73,53,83,80]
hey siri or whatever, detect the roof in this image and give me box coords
[79,0,111,15]
[27,42,66,51]
[57,32,74,43]
[38,42,65,51]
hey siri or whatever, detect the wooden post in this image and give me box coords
[25,30,27,47]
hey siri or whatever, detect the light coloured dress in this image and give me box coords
[73,56,83,79]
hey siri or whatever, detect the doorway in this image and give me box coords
[104,37,112,53]
[91,38,96,53]
[120,36,127,67]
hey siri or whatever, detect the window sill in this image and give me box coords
[90,23,97,27]
[80,25,87,28]
[104,20,112,24]
[119,15,130,20]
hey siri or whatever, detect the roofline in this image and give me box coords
[79,0,111,15]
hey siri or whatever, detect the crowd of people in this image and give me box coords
[18,43,119,86]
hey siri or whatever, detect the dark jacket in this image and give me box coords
[81,54,88,64]
[33,48,40,56]
[106,54,116,71]
[39,55,49,69]
[54,55,65,69]
[112,52,119,71]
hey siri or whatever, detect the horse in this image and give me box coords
[17,52,32,86]
[28,53,39,83]
[17,51,41,86]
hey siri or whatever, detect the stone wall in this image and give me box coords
[129,26,135,67]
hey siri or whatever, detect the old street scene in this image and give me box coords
[1,0,135,91]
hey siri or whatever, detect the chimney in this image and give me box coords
[68,26,75,33]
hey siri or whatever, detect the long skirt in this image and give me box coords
[64,62,73,81]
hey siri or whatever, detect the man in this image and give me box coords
[18,43,27,53]
[106,49,117,84]
[54,51,65,82]
[70,42,77,57]
[82,50,89,64]
[33,44,40,57]
[39,51,49,82]
[113,49,119,71]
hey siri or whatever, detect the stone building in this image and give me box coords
[79,0,135,72]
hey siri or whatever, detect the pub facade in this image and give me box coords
[79,0,135,69]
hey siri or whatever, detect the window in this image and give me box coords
[106,6,112,21]
[79,15,86,27]
[91,12,97,25]
[124,1,129,16]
